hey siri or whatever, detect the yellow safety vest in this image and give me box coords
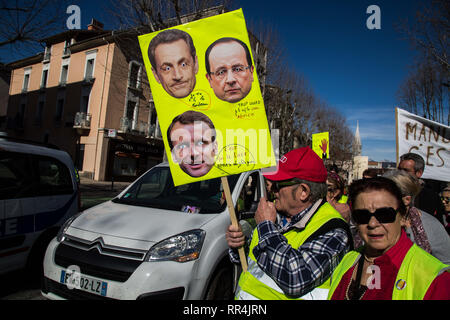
[327,244,450,300]
[236,200,347,300]
[338,195,348,204]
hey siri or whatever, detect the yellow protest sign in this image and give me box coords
[138,9,275,186]
[312,132,330,159]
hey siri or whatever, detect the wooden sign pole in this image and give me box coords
[221,176,248,272]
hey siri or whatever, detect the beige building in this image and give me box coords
[5,20,164,181]
[352,155,369,181]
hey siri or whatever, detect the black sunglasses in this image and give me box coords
[352,207,398,224]
[270,179,300,193]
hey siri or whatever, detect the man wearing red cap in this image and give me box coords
[226,147,352,300]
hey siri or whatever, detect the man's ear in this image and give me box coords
[206,73,213,86]
[415,170,423,179]
[194,55,199,74]
[212,139,218,157]
[295,183,311,201]
[152,67,161,84]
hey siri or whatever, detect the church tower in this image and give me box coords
[353,120,362,156]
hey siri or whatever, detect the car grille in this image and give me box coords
[54,238,145,282]
[63,235,147,260]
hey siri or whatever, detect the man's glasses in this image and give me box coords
[352,207,398,224]
[270,179,300,193]
[442,196,450,204]
[209,65,251,80]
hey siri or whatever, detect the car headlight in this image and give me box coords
[57,213,81,242]
[145,229,206,263]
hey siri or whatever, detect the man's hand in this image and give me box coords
[255,197,277,225]
[226,224,245,249]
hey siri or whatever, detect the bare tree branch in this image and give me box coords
[0,0,69,59]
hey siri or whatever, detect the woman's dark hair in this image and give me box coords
[349,177,407,217]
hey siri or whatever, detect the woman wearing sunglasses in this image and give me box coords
[328,177,450,300]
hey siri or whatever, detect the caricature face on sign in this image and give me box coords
[205,38,254,103]
[167,111,217,178]
[148,29,199,98]
[139,9,276,186]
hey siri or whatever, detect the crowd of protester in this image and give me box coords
[227,149,450,300]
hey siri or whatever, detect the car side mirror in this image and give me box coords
[237,200,258,220]
[239,211,254,220]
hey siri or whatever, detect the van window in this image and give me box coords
[0,152,33,200]
[113,167,240,213]
[34,156,74,196]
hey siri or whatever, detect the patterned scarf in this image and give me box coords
[408,206,432,253]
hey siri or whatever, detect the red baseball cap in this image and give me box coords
[263,147,327,183]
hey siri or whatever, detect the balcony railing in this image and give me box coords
[83,76,95,85]
[73,112,91,129]
[62,47,71,58]
[117,117,162,139]
[119,117,131,133]
[43,51,51,63]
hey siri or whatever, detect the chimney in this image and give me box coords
[87,18,104,31]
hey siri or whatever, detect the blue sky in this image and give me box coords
[1,0,425,161]
[238,0,424,162]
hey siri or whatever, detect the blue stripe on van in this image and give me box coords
[34,192,77,232]
[0,192,77,239]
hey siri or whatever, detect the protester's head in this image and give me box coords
[148,29,198,98]
[349,177,407,256]
[383,169,421,209]
[362,168,377,179]
[398,153,425,179]
[263,147,327,216]
[441,185,450,213]
[327,172,345,202]
[205,37,254,103]
[167,111,217,177]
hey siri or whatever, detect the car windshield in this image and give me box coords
[112,167,240,214]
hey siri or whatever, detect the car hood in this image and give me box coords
[70,201,219,242]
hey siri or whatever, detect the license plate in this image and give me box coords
[60,269,108,297]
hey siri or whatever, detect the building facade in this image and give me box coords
[5,21,164,181]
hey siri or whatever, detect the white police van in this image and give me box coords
[42,163,262,300]
[0,135,80,277]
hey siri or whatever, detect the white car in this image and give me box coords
[42,163,263,300]
[0,135,80,277]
